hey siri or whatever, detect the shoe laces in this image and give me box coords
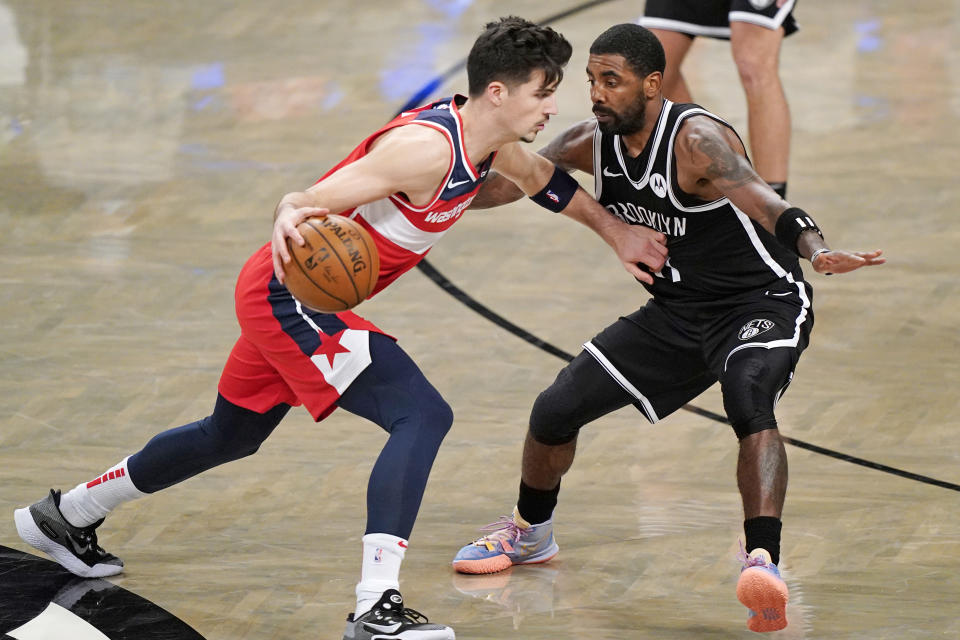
[737,540,770,569]
[73,523,107,555]
[472,515,524,547]
[375,604,429,625]
[398,606,429,624]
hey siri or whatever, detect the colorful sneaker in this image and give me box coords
[452,507,559,575]
[342,589,454,640]
[14,489,123,578]
[736,546,788,632]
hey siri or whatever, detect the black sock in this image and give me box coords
[744,516,782,565]
[768,181,787,199]
[516,480,560,525]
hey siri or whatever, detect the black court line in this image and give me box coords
[401,2,960,494]
[418,263,960,493]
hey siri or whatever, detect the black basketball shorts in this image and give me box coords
[640,0,800,39]
[583,281,813,424]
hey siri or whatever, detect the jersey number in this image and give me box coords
[654,258,681,283]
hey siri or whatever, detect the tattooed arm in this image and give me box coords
[674,115,788,234]
[470,119,597,209]
[675,116,884,273]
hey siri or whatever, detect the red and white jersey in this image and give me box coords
[315,95,495,296]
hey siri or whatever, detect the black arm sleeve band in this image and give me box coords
[529,165,579,213]
[774,207,823,255]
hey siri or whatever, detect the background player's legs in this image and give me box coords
[336,333,453,616]
[730,21,790,197]
[649,28,695,103]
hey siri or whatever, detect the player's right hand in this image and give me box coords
[613,225,668,284]
[271,204,329,283]
[811,248,885,275]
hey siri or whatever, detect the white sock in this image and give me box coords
[59,457,146,527]
[355,533,407,617]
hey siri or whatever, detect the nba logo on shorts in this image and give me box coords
[650,173,667,198]
[374,547,383,563]
[739,319,774,340]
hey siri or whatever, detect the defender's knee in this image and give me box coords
[529,373,583,446]
[722,353,785,441]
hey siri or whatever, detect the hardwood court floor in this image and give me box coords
[1,1,958,638]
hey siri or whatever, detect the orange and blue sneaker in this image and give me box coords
[736,545,789,632]
[452,507,559,575]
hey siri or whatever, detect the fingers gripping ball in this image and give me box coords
[283,215,380,312]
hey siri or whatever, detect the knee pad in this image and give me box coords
[529,366,589,446]
[529,352,634,445]
[721,350,791,440]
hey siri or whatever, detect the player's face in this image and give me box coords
[504,70,560,143]
[587,54,648,136]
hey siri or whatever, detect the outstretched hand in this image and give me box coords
[611,225,668,284]
[271,205,329,283]
[812,249,885,275]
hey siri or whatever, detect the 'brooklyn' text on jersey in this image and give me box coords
[605,201,687,237]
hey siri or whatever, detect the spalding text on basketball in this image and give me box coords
[321,218,368,274]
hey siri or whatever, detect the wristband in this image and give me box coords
[529,166,578,213]
[810,247,833,275]
[809,248,832,263]
[774,207,823,255]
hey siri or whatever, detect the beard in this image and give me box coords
[593,98,647,136]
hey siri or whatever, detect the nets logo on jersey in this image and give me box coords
[650,173,667,198]
[739,319,775,340]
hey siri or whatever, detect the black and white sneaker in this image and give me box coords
[342,589,454,640]
[14,489,123,578]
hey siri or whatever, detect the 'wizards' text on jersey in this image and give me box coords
[318,95,494,296]
[593,100,804,303]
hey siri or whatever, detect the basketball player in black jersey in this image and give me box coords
[452,23,884,632]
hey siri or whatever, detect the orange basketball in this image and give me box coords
[283,215,380,312]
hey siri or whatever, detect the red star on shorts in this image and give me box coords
[316,330,351,366]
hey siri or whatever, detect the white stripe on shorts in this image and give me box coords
[583,341,660,423]
[637,16,731,39]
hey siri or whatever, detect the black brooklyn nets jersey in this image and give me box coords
[594,100,804,303]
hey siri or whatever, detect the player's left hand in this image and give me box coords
[812,248,885,275]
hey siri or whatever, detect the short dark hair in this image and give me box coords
[467,16,573,98]
[589,23,666,79]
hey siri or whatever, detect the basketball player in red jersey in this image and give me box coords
[452,23,883,633]
[14,17,667,640]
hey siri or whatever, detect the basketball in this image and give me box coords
[283,215,380,312]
